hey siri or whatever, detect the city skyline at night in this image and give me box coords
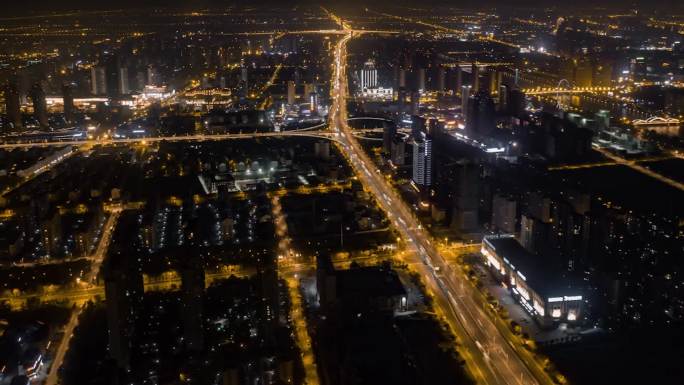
[1,2,683,385]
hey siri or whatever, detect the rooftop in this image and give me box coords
[486,236,581,299]
[336,266,406,300]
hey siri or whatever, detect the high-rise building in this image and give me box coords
[4,81,23,131]
[29,83,48,129]
[411,115,426,138]
[496,71,503,94]
[491,194,517,234]
[451,161,480,235]
[498,84,508,112]
[397,87,407,115]
[507,87,526,116]
[390,136,406,166]
[466,91,496,137]
[412,131,432,188]
[304,83,315,103]
[180,255,205,352]
[416,67,426,92]
[118,67,130,95]
[314,140,330,160]
[241,66,249,84]
[455,66,463,97]
[104,250,143,370]
[461,85,472,122]
[488,69,498,95]
[147,65,159,86]
[410,91,420,115]
[310,92,319,113]
[91,66,107,95]
[62,84,75,124]
[436,66,446,92]
[595,110,610,130]
[382,121,397,155]
[471,63,480,92]
[359,60,378,91]
[257,252,279,340]
[287,80,296,105]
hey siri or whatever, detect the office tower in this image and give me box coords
[180,255,205,352]
[4,81,23,131]
[118,67,130,95]
[412,131,432,188]
[29,83,48,129]
[62,84,75,124]
[91,66,107,95]
[398,68,406,88]
[287,80,296,105]
[466,91,496,137]
[104,251,143,370]
[451,161,479,235]
[416,67,426,92]
[436,66,446,92]
[491,194,517,234]
[471,63,480,92]
[359,60,378,91]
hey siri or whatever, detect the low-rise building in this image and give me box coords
[481,235,583,327]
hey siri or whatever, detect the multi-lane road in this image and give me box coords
[325,16,553,385]
[44,209,121,385]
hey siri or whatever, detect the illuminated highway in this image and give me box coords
[45,209,121,385]
[325,11,554,385]
[0,129,334,150]
[272,194,320,385]
[0,125,385,150]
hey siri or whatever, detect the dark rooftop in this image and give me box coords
[335,266,406,300]
[486,236,581,299]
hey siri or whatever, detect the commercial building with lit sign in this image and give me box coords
[481,235,583,327]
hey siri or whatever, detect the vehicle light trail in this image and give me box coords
[324,9,555,385]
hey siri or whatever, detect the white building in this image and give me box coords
[412,132,432,188]
[359,60,378,92]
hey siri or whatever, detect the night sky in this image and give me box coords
[7,0,684,15]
